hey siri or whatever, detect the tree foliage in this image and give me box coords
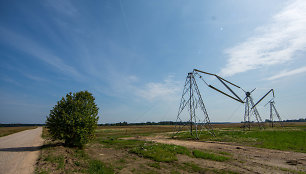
[46,91,99,148]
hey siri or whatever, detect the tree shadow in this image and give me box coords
[0,142,65,152]
[0,146,42,152]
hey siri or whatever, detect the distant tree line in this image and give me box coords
[98,121,231,126]
[279,118,306,122]
[264,118,306,123]
[1,118,305,127]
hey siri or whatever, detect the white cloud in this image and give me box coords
[220,0,306,76]
[136,75,180,101]
[266,66,306,80]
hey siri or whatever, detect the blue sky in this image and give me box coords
[1,0,306,124]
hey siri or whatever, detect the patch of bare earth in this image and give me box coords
[36,140,88,174]
[124,135,306,174]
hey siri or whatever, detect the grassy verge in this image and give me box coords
[174,127,306,153]
[35,128,114,174]
[193,149,230,162]
[0,126,37,137]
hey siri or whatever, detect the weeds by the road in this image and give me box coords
[35,127,114,174]
[36,140,115,174]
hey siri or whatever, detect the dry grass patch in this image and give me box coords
[0,126,37,137]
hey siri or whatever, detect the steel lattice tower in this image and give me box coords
[268,100,283,127]
[173,72,214,139]
[243,91,264,130]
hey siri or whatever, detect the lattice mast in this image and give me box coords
[242,89,264,130]
[244,88,279,129]
[174,72,214,139]
[174,69,245,138]
[266,99,283,127]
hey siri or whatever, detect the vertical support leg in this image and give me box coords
[189,73,193,136]
[270,102,273,128]
[272,103,283,127]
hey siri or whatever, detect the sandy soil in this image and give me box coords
[0,127,43,174]
[124,135,306,173]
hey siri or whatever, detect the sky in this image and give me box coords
[0,0,306,124]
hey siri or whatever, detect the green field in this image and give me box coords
[174,126,306,153]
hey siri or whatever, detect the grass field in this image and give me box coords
[174,125,306,153]
[35,123,306,174]
[0,126,37,137]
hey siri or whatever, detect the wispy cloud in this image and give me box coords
[136,75,180,101]
[23,73,49,82]
[0,75,22,87]
[45,0,78,16]
[0,27,83,80]
[220,0,306,76]
[266,66,306,80]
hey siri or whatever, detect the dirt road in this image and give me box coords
[0,127,43,174]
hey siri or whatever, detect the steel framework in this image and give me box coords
[242,89,264,130]
[265,99,283,127]
[173,69,282,136]
[173,72,214,139]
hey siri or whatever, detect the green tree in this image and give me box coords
[46,91,99,148]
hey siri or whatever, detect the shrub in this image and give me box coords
[46,91,99,148]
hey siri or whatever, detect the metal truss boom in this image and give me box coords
[193,69,244,103]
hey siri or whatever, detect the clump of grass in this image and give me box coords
[183,162,208,173]
[44,154,65,169]
[74,161,80,166]
[130,143,190,162]
[170,170,180,174]
[117,158,126,163]
[88,160,114,174]
[279,167,306,174]
[214,169,239,174]
[192,150,230,162]
[148,162,161,169]
[74,149,88,158]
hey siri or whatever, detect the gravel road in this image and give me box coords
[0,127,43,174]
